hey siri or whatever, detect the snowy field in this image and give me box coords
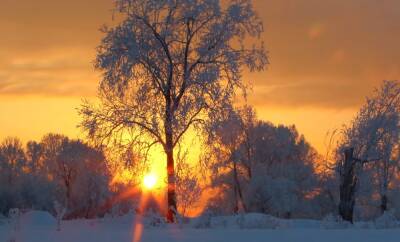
[1,211,400,242]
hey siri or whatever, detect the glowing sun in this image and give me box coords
[143,173,157,189]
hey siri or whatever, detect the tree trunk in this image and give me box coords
[232,161,246,213]
[65,179,71,210]
[165,89,176,222]
[338,148,357,223]
[166,146,176,222]
[380,168,389,214]
[245,142,252,179]
[380,194,388,214]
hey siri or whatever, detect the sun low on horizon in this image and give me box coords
[142,173,157,190]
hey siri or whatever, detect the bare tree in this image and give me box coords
[40,134,110,217]
[0,137,26,185]
[369,81,400,214]
[336,80,400,222]
[206,107,249,213]
[79,0,267,222]
[236,105,257,180]
[41,133,68,177]
[26,141,43,175]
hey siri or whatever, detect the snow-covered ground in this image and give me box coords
[1,211,400,242]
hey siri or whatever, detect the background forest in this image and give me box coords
[0,80,398,224]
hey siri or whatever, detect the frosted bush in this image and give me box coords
[321,214,351,229]
[355,221,374,229]
[175,212,191,228]
[8,208,20,231]
[237,213,279,229]
[374,211,399,229]
[193,211,213,229]
[144,209,165,228]
[20,211,56,227]
[0,213,6,225]
[210,215,233,228]
[54,201,66,231]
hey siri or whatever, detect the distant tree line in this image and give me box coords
[0,81,398,224]
[201,80,399,223]
[0,134,111,218]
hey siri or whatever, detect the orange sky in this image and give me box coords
[0,0,399,153]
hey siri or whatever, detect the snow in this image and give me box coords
[1,212,400,242]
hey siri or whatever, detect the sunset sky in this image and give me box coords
[0,0,399,153]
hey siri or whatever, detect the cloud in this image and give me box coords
[0,50,98,96]
[0,0,399,109]
[308,23,325,40]
[249,81,369,109]
[0,0,112,51]
[251,0,400,108]
[0,76,96,96]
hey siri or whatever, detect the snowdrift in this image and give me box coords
[190,212,400,230]
[1,211,400,242]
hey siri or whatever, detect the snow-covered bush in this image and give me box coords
[237,213,279,229]
[8,208,20,231]
[0,213,6,225]
[174,210,191,228]
[374,211,399,229]
[354,221,374,229]
[247,176,299,218]
[193,211,213,229]
[144,209,165,228]
[109,203,130,218]
[20,211,56,226]
[321,213,351,229]
[54,201,66,231]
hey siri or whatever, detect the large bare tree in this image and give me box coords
[79,0,267,221]
[336,80,400,222]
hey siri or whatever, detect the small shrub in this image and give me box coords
[237,213,279,229]
[321,214,351,229]
[374,211,399,229]
[193,210,212,229]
